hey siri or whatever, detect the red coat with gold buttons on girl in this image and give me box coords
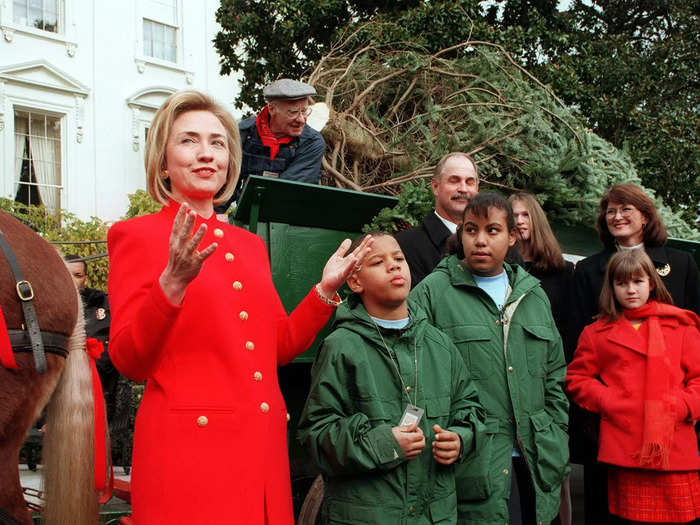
[108,201,334,524]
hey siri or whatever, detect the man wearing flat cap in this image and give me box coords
[214,79,326,213]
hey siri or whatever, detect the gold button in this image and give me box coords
[239,311,248,321]
[225,252,234,262]
[260,402,269,413]
[286,412,291,422]
[233,281,243,290]
[408,506,415,514]
[245,341,255,351]
[503,469,509,475]
[508,366,514,372]
[196,416,208,427]
[405,386,412,393]
[213,228,224,238]
[254,371,262,381]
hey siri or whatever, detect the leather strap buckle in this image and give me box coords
[16,280,34,301]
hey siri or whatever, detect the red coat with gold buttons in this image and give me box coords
[108,202,334,524]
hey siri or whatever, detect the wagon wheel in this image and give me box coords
[297,474,324,525]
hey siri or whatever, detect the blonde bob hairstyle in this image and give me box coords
[598,249,673,321]
[145,90,242,206]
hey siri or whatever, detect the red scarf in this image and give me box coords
[623,301,700,468]
[256,105,293,161]
[85,337,114,503]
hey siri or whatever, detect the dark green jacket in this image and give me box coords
[410,257,569,525]
[298,296,486,524]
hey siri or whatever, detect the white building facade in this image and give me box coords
[0,0,241,221]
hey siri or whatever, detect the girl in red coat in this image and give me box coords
[566,249,700,523]
[108,90,372,524]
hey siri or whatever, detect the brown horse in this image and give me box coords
[0,211,97,525]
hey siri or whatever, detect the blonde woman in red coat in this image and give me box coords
[566,250,700,524]
[107,91,372,525]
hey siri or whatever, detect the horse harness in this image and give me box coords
[0,228,68,374]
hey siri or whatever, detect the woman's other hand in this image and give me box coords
[317,235,374,300]
[159,203,218,305]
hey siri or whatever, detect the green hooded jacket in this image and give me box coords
[298,295,487,524]
[410,256,569,525]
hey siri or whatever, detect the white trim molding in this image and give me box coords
[0,80,5,131]
[0,61,89,142]
[74,94,84,143]
[0,60,89,96]
[126,86,176,151]
[0,24,78,51]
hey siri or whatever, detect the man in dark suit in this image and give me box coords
[396,152,479,287]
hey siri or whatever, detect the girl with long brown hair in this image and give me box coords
[508,193,574,349]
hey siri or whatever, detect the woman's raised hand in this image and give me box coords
[318,235,374,300]
[159,203,218,305]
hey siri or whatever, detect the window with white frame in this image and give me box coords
[13,0,63,33]
[142,0,178,63]
[14,110,62,212]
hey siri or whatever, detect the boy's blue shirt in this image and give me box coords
[472,270,509,310]
[370,315,410,330]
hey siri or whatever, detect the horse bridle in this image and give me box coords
[0,228,68,374]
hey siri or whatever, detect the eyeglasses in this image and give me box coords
[284,106,312,118]
[271,103,312,119]
[605,205,638,218]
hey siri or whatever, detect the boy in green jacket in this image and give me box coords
[410,193,569,525]
[298,233,486,524]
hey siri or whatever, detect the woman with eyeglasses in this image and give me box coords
[572,183,699,342]
[569,182,700,525]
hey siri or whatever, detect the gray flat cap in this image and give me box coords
[263,79,316,101]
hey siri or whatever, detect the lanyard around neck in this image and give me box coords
[372,321,418,407]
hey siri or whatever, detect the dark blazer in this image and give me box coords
[523,260,575,352]
[395,212,452,288]
[80,287,119,418]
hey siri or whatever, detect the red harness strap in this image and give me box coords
[0,304,19,369]
[85,337,114,503]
